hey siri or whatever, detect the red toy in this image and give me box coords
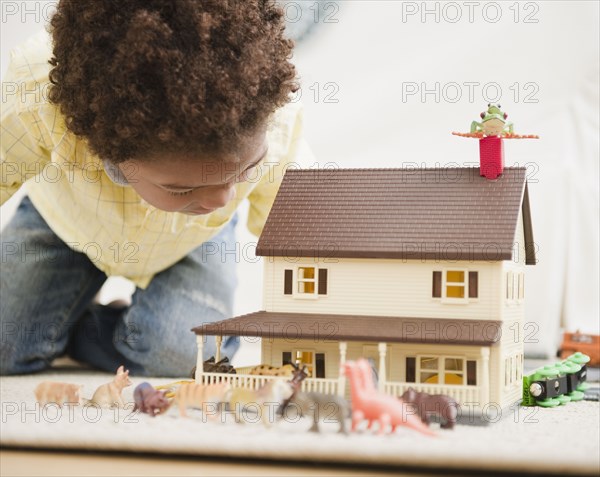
[453,104,538,180]
[342,359,435,437]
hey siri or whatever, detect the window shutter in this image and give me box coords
[282,352,292,365]
[432,271,442,298]
[315,353,326,378]
[284,270,293,295]
[468,271,478,298]
[467,360,477,385]
[406,357,416,382]
[318,268,328,295]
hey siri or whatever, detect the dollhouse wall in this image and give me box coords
[263,257,502,320]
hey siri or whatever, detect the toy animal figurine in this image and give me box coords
[279,363,350,434]
[288,392,350,434]
[249,363,296,377]
[342,359,435,437]
[34,381,82,407]
[133,382,171,417]
[190,356,236,378]
[278,362,307,415]
[471,103,513,137]
[89,365,132,409]
[400,388,459,429]
[229,379,294,427]
[452,104,539,139]
[174,382,230,418]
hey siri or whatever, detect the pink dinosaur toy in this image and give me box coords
[342,359,435,437]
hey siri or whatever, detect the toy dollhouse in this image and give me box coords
[193,165,536,413]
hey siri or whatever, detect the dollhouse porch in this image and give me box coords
[193,311,502,407]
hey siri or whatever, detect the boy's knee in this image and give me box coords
[0,341,17,375]
[0,340,49,375]
[115,321,217,378]
[124,340,209,378]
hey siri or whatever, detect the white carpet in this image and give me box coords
[1,364,599,475]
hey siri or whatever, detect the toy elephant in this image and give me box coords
[400,387,459,429]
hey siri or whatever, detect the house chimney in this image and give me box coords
[479,136,504,180]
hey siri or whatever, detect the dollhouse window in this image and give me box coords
[433,270,478,301]
[297,267,316,294]
[406,356,477,386]
[445,271,465,298]
[285,267,328,297]
[282,351,326,378]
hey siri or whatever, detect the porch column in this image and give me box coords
[480,347,490,405]
[378,342,387,392]
[337,341,347,397]
[215,335,222,362]
[195,335,204,384]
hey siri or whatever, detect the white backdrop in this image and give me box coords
[1,1,598,358]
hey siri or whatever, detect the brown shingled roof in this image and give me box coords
[255,167,536,264]
[192,311,502,346]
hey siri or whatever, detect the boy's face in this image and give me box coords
[119,131,268,215]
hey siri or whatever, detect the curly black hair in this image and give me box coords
[48,0,297,163]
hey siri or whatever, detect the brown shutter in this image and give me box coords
[467,360,477,385]
[315,353,325,378]
[284,270,293,295]
[282,352,292,365]
[432,271,442,298]
[318,268,328,295]
[406,357,416,382]
[469,271,478,298]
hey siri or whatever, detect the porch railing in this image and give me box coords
[384,381,481,405]
[201,372,338,394]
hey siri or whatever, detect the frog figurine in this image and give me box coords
[470,103,513,137]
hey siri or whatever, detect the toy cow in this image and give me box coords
[400,387,459,429]
[34,381,82,407]
[133,382,171,416]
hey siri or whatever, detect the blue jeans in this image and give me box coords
[0,197,239,376]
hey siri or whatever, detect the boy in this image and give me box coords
[0,1,312,376]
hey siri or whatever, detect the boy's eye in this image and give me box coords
[167,189,193,196]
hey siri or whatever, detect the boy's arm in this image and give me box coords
[246,104,315,237]
[1,43,52,206]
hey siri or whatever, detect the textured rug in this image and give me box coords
[1,363,599,475]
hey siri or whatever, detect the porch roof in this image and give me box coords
[192,311,502,346]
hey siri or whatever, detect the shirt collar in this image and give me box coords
[102,160,130,186]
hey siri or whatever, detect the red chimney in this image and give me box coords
[479,136,504,180]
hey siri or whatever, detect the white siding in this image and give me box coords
[264,257,502,320]
[497,209,527,407]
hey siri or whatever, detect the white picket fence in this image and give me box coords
[200,372,339,394]
[199,371,480,405]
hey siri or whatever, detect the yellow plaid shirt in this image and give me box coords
[1,31,312,288]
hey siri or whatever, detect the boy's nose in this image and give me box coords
[204,183,236,209]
